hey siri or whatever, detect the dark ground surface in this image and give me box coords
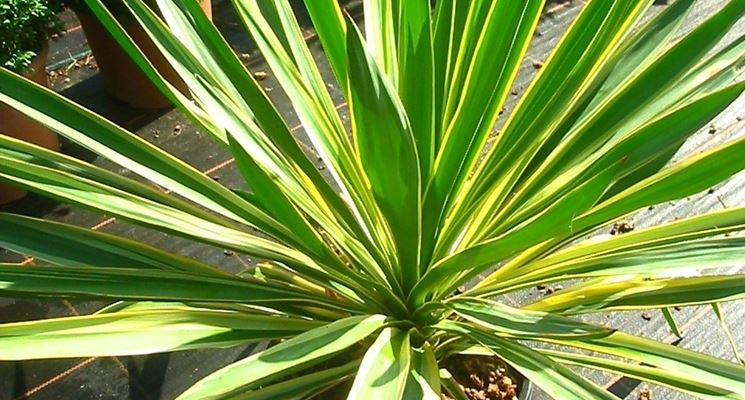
[0,1,744,399]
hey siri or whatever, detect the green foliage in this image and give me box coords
[1,0,745,398]
[0,0,63,72]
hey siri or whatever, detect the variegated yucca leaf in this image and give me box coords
[0,0,744,398]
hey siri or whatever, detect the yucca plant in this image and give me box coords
[1,0,745,398]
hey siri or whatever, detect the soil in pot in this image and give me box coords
[74,0,212,109]
[442,355,527,400]
[1,42,60,205]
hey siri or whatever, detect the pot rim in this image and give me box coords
[519,377,534,399]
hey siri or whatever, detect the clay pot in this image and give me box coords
[0,43,60,205]
[74,0,212,109]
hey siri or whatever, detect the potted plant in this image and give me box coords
[68,0,212,109]
[0,0,62,205]
[1,0,745,399]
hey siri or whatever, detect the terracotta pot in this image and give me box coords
[0,43,60,205]
[74,0,212,109]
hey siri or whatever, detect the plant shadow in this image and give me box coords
[127,354,171,400]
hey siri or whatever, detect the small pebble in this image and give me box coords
[610,220,635,235]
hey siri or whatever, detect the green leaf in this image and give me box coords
[590,0,696,105]
[423,0,545,266]
[543,349,745,400]
[453,303,745,399]
[0,307,319,360]
[0,68,273,231]
[431,0,469,145]
[411,160,620,306]
[125,0,394,313]
[227,135,331,263]
[253,0,343,128]
[231,0,392,276]
[442,322,617,400]
[178,315,386,400]
[555,332,745,396]
[516,0,745,206]
[495,238,745,293]
[395,1,435,181]
[302,0,347,91]
[662,307,683,339]
[133,0,377,264]
[439,368,469,400]
[403,344,440,400]
[158,0,365,249]
[577,134,745,230]
[0,134,226,226]
[513,206,745,278]
[447,303,745,397]
[502,81,745,228]
[602,42,745,199]
[452,1,650,249]
[347,17,421,291]
[363,0,398,84]
[712,303,745,366]
[234,360,359,400]
[448,298,613,340]
[0,213,224,276]
[193,74,385,288]
[0,152,319,270]
[83,0,219,133]
[526,275,745,314]
[0,264,359,312]
[347,327,411,400]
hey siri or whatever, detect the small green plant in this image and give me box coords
[0,0,64,72]
[1,0,745,399]
[66,0,203,17]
